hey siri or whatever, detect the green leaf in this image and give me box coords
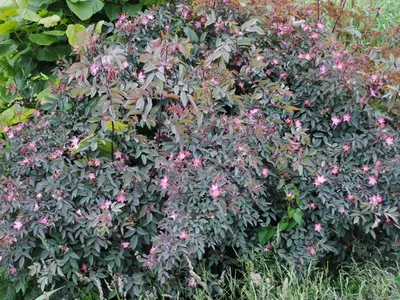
[258,226,276,245]
[277,219,289,231]
[17,7,41,22]
[0,20,18,34]
[123,3,143,17]
[104,3,120,21]
[184,26,199,42]
[38,15,61,28]
[0,40,17,56]
[37,44,71,61]
[66,0,104,21]
[34,287,64,300]
[28,0,56,7]
[28,33,58,45]
[66,24,86,46]
[106,120,127,132]
[94,20,104,34]
[293,209,303,225]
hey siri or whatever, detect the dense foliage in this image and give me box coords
[0,0,399,298]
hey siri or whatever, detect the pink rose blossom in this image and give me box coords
[310,33,319,40]
[339,207,346,214]
[262,168,270,176]
[330,166,339,175]
[34,203,39,212]
[70,136,79,148]
[331,116,341,126]
[368,175,377,186]
[13,221,23,230]
[313,175,327,186]
[347,194,355,201]
[307,246,317,256]
[81,263,87,272]
[320,65,326,75]
[295,120,302,128]
[121,242,130,249]
[369,194,383,205]
[309,202,317,210]
[160,176,168,190]
[342,145,351,153]
[193,158,202,168]
[314,223,322,232]
[150,246,156,254]
[386,136,394,145]
[188,277,196,287]
[304,99,310,105]
[342,113,351,122]
[316,22,325,29]
[87,173,96,180]
[377,118,385,127]
[113,151,122,159]
[362,165,370,173]
[210,184,221,198]
[179,232,189,239]
[40,217,47,225]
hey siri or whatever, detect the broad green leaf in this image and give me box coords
[0,20,18,34]
[38,15,61,28]
[66,0,104,21]
[104,3,120,21]
[123,3,142,17]
[37,44,71,61]
[0,9,17,20]
[0,40,17,56]
[258,226,276,244]
[28,0,56,6]
[293,209,303,225]
[184,26,199,42]
[28,33,58,45]
[0,105,35,128]
[17,7,40,21]
[66,24,86,46]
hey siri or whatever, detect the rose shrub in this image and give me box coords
[0,0,399,298]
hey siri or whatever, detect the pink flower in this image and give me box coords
[193,158,202,168]
[87,173,96,180]
[338,207,346,214]
[304,99,310,106]
[40,217,47,225]
[307,246,317,256]
[81,263,88,272]
[369,194,383,205]
[386,136,394,145]
[298,54,304,60]
[331,116,341,126]
[2,125,9,133]
[249,108,259,115]
[89,64,100,76]
[256,55,263,61]
[9,267,16,275]
[370,75,378,82]
[314,223,322,232]
[116,192,127,203]
[320,65,326,75]
[342,145,351,153]
[210,184,221,198]
[377,118,385,127]
[179,232,189,239]
[309,202,317,210]
[160,176,168,190]
[347,194,355,201]
[335,63,343,70]
[70,136,79,148]
[121,242,130,249]
[305,53,311,60]
[330,166,339,175]
[13,220,23,230]
[122,61,129,69]
[310,33,319,40]
[362,165,370,173]
[286,191,294,199]
[34,203,39,212]
[313,175,327,186]
[368,175,377,186]
[149,246,156,254]
[262,168,270,177]
[342,113,351,122]
[113,151,122,159]
[295,120,302,128]
[316,22,325,30]
[273,58,279,65]
[188,277,196,287]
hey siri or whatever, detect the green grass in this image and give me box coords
[296,0,400,31]
[188,256,400,300]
